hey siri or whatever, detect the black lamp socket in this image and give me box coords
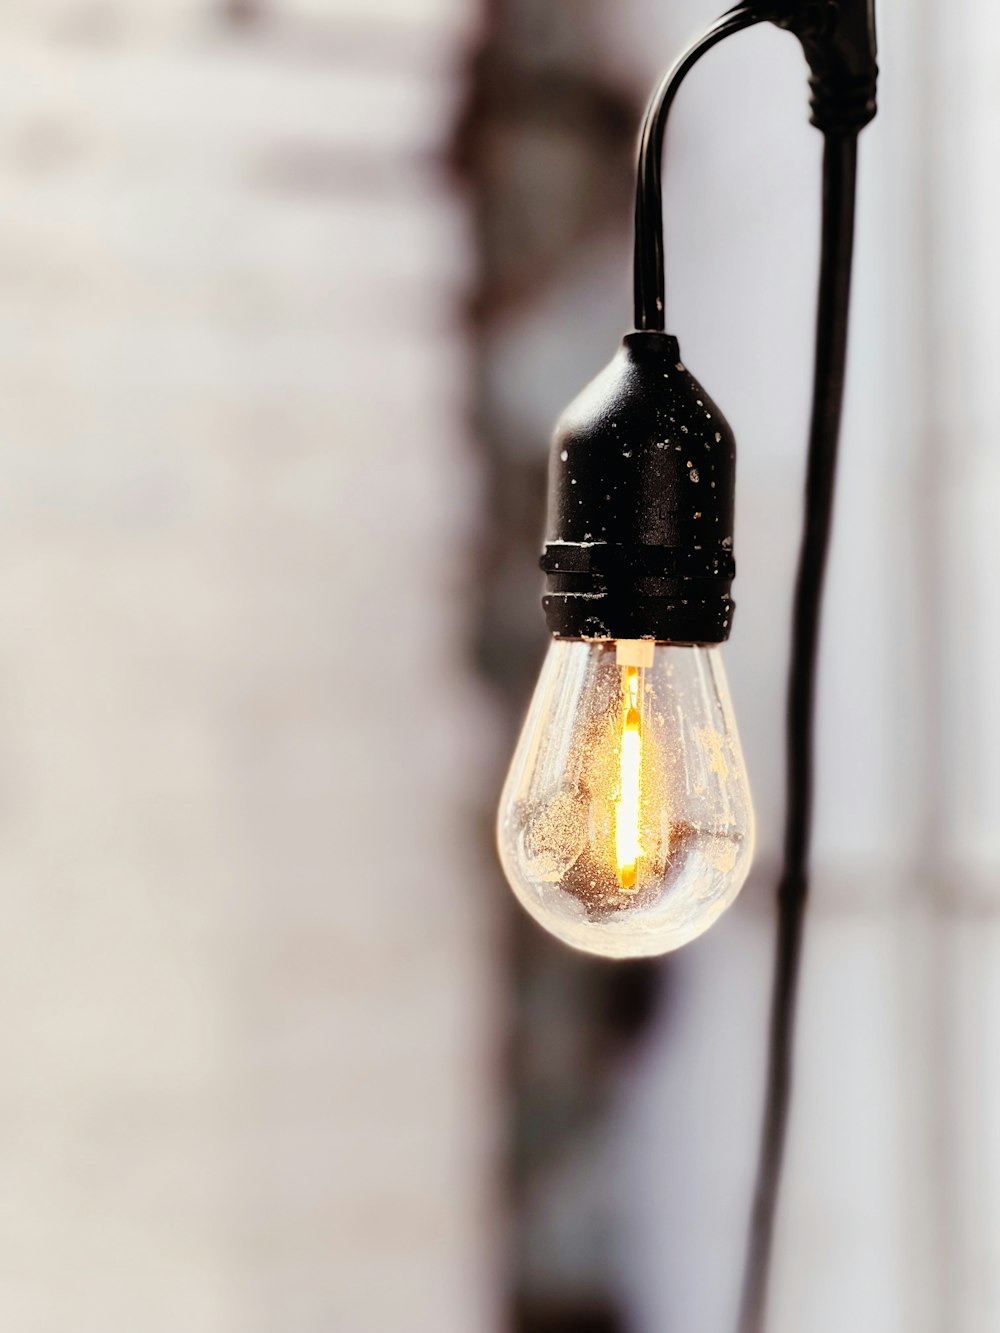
[541,331,737,646]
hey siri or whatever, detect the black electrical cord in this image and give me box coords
[736,129,859,1333]
[633,4,763,332]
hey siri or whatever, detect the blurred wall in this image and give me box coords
[0,4,500,1332]
[3,2,1000,1332]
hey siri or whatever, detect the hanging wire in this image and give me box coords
[736,129,860,1333]
[633,5,763,331]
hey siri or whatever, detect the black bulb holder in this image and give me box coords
[540,0,876,653]
[540,332,737,645]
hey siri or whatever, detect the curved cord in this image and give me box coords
[737,129,860,1333]
[633,4,763,331]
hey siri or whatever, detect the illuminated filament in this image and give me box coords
[615,666,643,890]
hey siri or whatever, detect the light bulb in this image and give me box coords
[498,637,753,958]
[498,330,753,956]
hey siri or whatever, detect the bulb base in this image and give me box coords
[541,331,737,645]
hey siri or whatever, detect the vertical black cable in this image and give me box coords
[737,129,859,1333]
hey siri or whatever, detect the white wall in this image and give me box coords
[0,5,500,1332]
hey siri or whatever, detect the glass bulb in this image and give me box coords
[497,639,754,958]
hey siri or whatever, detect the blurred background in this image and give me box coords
[0,1,997,1331]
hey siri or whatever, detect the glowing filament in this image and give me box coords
[615,666,643,889]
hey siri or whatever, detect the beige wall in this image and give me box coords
[0,5,500,1332]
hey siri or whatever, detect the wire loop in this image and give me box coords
[633,5,762,330]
